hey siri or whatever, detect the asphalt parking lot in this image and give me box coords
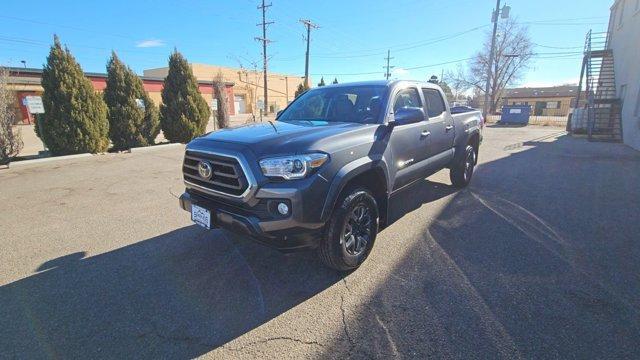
[1,125,639,359]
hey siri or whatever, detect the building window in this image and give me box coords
[546,101,560,109]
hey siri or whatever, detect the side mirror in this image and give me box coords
[276,110,283,119]
[393,107,425,125]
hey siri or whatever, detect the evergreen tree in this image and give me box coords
[294,83,309,98]
[332,78,339,84]
[104,52,159,150]
[317,77,325,87]
[40,35,109,155]
[160,50,210,143]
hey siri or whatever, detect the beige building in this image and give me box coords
[501,86,579,116]
[144,64,306,115]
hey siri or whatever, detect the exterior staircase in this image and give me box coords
[575,31,623,142]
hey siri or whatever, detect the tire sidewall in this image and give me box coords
[327,189,379,269]
[463,145,476,183]
[451,144,476,188]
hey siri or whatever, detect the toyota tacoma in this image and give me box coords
[179,80,482,271]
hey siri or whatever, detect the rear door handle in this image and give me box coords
[421,130,431,137]
[445,125,454,131]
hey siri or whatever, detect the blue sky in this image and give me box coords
[1,0,611,87]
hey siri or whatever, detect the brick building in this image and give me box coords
[6,67,235,125]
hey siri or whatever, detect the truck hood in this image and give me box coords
[193,120,377,157]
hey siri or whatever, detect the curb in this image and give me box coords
[8,152,95,168]
[129,142,183,153]
[6,143,183,169]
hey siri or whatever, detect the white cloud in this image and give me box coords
[135,39,165,48]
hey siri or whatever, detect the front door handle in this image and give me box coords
[445,125,454,131]
[421,130,431,137]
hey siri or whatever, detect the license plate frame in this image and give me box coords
[191,204,211,229]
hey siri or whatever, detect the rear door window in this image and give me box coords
[422,88,446,118]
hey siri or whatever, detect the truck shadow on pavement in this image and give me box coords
[319,135,640,359]
[0,226,342,358]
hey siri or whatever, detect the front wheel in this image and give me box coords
[318,188,379,271]
[450,145,476,188]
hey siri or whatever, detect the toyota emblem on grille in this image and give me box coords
[197,161,213,180]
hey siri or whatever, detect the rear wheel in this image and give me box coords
[450,144,476,188]
[319,188,378,271]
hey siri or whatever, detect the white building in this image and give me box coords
[608,0,640,150]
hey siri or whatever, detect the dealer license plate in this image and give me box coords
[191,204,211,229]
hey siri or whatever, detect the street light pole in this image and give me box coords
[483,0,501,118]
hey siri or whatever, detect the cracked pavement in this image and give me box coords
[1,126,640,358]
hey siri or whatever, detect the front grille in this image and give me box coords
[183,150,249,197]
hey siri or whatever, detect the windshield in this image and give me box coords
[278,85,387,124]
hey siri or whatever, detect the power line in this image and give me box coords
[310,50,584,77]
[0,15,136,40]
[403,57,474,71]
[533,42,584,50]
[282,24,489,60]
[520,16,607,23]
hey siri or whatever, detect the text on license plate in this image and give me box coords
[191,204,211,229]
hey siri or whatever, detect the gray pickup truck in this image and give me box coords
[179,80,482,270]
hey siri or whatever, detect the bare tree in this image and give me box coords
[444,65,471,101]
[447,18,533,113]
[0,67,23,166]
[213,72,230,129]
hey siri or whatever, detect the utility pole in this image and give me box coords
[256,0,273,114]
[300,19,318,88]
[484,0,509,117]
[383,50,394,80]
[284,76,289,103]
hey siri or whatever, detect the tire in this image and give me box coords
[318,188,379,271]
[450,144,476,188]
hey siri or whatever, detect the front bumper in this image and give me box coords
[179,191,324,252]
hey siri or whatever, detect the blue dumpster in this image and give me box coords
[499,105,531,124]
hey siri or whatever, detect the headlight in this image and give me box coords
[259,153,328,180]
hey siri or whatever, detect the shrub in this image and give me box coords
[160,50,210,143]
[104,52,159,150]
[40,35,109,155]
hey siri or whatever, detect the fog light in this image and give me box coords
[277,202,289,215]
